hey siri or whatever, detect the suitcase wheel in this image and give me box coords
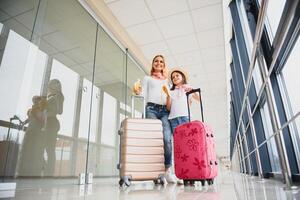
[119,179,124,187]
[200,180,205,186]
[183,180,195,186]
[125,179,131,186]
[207,179,214,185]
[189,180,195,186]
[183,180,189,186]
[119,176,131,187]
[154,175,166,185]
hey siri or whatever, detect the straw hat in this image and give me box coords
[169,67,189,82]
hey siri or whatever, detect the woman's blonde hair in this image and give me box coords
[150,55,168,79]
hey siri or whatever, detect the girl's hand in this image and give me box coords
[183,85,193,92]
[162,84,171,97]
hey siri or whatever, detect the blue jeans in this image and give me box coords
[146,103,172,168]
[169,116,189,133]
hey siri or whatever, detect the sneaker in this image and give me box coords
[177,179,184,185]
[165,172,177,184]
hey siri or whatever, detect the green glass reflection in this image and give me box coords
[0,0,40,40]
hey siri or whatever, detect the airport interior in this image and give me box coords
[0,0,300,199]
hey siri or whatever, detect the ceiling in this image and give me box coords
[101,0,230,157]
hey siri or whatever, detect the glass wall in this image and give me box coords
[0,0,146,188]
[229,0,300,184]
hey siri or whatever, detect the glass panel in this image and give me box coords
[265,0,286,41]
[78,78,100,142]
[280,37,300,169]
[253,60,263,93]
[101,92,117,146]
[0,0,39,40]
[89,26,126,177]
[236,0,254,56]
[0,29,47,180]
[0,0,99,188]
[127,56,147,117]
[32,0,98,182]
[50,59,79,137]
[260,101,281,172]
[281,37,300,122]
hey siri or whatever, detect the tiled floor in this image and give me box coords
[1,170,300,199]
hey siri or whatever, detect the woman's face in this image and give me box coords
[152,56,165,72]
[171,71,184,86]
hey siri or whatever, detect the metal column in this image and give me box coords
[257,47,293,188]
[241,122,253,175]
[246,97,264,178]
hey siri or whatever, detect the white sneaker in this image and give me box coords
[177,179,184,185]
[165,172,177,184]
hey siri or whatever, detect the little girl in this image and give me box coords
[163,68,200,133]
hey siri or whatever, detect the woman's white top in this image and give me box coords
[141,76,168,105]
[168,88,189,119]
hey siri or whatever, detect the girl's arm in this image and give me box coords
[192,93,200,101]
[188,93,200,106]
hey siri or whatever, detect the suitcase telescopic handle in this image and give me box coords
[131,95,146,118]
[186,88,204,122]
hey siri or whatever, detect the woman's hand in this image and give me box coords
[133,79,142,95]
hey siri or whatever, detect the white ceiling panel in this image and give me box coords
[201,46,225,63]
[126,21,163,45]
[174,50,202,66]
[204,60,226,74]
[188,0,221,10]
[164,55,177,69]
[145,0,188,19]
[197,27,224,49]
[156,12,194,39]
[141,41,171,60]
[166,34,198,54]
[192,4,223,32]
[107,0,152,27]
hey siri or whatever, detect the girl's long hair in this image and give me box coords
[150,55,168,79]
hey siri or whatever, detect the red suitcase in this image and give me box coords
[173,89,218,186]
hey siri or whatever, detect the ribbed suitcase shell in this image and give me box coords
[174,120,218,180]
[119,118,165,181]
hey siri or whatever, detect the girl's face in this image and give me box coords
[152,56,165,72]
[171,72,184,86]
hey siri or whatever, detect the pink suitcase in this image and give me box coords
[118,96,165,187]
[174,89,218,186]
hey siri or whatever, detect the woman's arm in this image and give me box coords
[162,85,171,111]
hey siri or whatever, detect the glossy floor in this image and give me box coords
[1,171,300,199]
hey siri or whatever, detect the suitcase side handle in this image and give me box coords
[131,95,146,118]
[186,88,204,122]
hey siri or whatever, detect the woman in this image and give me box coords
[134,55,176,183]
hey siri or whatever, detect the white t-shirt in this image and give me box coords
[168,88,190,119]
[141,76,168,105]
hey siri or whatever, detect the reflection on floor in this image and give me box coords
[3,170,300,199]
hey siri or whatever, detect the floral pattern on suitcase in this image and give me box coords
[174,120,218,180]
